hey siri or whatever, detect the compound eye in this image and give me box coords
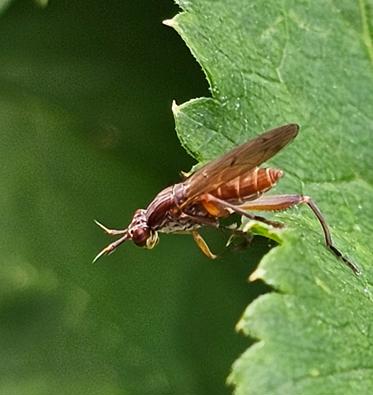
[132,227,150,247]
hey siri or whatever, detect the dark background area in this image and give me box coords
[0,1,269,394]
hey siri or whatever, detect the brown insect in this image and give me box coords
[94,124,359,274]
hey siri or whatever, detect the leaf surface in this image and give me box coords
[168,0,373,393]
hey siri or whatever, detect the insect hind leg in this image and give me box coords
[238,194,360,275]
[199,193,284,228]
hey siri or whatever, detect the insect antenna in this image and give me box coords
[93,220,130,263]
[94,220,128,236]
[93,232,130,263]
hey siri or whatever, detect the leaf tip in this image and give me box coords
[249,266,266,282]
[162,18,176,28]
[171,99,181,115]
[235,317,245,333]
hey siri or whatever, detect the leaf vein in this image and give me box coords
[358,0,373,67]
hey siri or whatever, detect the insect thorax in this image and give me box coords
[158,195,219,233]
[145,182,217,234]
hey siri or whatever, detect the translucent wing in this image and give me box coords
[183,124,299,203]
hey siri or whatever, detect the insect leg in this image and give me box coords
[192,230,218,259]
[182,212,253,256]
[238,195,360,274]
[94,220,127,236]
[199,194,284,228]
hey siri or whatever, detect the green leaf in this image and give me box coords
[168,0,373,394]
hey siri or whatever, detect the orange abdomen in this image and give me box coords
[212,167,283,203]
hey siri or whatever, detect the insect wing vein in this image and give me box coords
[182,124,299,204]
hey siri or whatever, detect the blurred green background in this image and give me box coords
[0,1,270,394]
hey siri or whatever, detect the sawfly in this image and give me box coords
[94,124,359,274]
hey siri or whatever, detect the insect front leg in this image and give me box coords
[238,194,360,275]
[182,211,253,258]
